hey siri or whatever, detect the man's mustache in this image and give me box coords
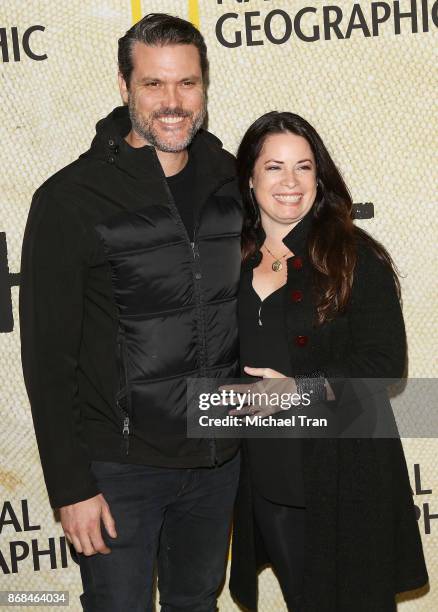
[152,108,193,119]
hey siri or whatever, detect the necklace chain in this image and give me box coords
[263,244,289,261]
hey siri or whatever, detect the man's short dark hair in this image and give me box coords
[118,13,209,89]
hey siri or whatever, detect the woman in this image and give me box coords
[229,112,428,611]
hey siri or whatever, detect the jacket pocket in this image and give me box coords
[116,325,132,455]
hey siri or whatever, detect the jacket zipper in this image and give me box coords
[190,237,217,465]
[152,150,235,467]
[117,326,131,455]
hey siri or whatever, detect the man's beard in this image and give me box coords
[128,95,207,153]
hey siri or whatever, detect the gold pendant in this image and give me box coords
[272,260,282,272]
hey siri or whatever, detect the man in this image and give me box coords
[20,13,242,612]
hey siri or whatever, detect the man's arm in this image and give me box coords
[20,183,98,506]
[19,183,116,554]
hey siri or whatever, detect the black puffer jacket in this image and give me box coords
[20,106,242,508]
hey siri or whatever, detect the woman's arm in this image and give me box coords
[323,243,406,381]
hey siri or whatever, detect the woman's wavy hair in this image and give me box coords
[238,111,400,324]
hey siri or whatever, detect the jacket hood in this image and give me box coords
[80,106,235,186]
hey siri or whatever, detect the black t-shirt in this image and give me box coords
[239,267,305,507]
[166,154,195,241]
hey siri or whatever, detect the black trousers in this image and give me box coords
[75,453,240,612]
[252,488,306,612]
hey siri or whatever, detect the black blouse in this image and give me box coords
[238,268,306,507]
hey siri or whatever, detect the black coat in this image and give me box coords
[229,213,428,611]
[19,106,242,509]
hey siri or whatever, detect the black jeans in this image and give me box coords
[76,453,240,612]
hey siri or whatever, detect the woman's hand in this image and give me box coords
[220,366,298,417]
[243,366,287,379]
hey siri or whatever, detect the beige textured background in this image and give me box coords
[0,0,436,609]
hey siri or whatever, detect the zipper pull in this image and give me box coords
[122,416,130,455]
[191,242,199,259]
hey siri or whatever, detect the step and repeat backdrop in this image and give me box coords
[0,1,437,610]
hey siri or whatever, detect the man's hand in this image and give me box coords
[59,493,117,556]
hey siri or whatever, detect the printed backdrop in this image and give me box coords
[0,1,437,609]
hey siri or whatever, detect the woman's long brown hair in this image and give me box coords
[237,112,400,324]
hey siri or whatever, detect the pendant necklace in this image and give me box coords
[263,244,290,272]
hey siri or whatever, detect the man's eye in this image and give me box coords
[146,82,159,87]
[182,81,194,86]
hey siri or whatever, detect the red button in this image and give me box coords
[291,290,303,303]
[295,335,308,347]
[291,256,303,270]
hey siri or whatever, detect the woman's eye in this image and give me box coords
[266,165,280,171]
[297,165,311,172]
